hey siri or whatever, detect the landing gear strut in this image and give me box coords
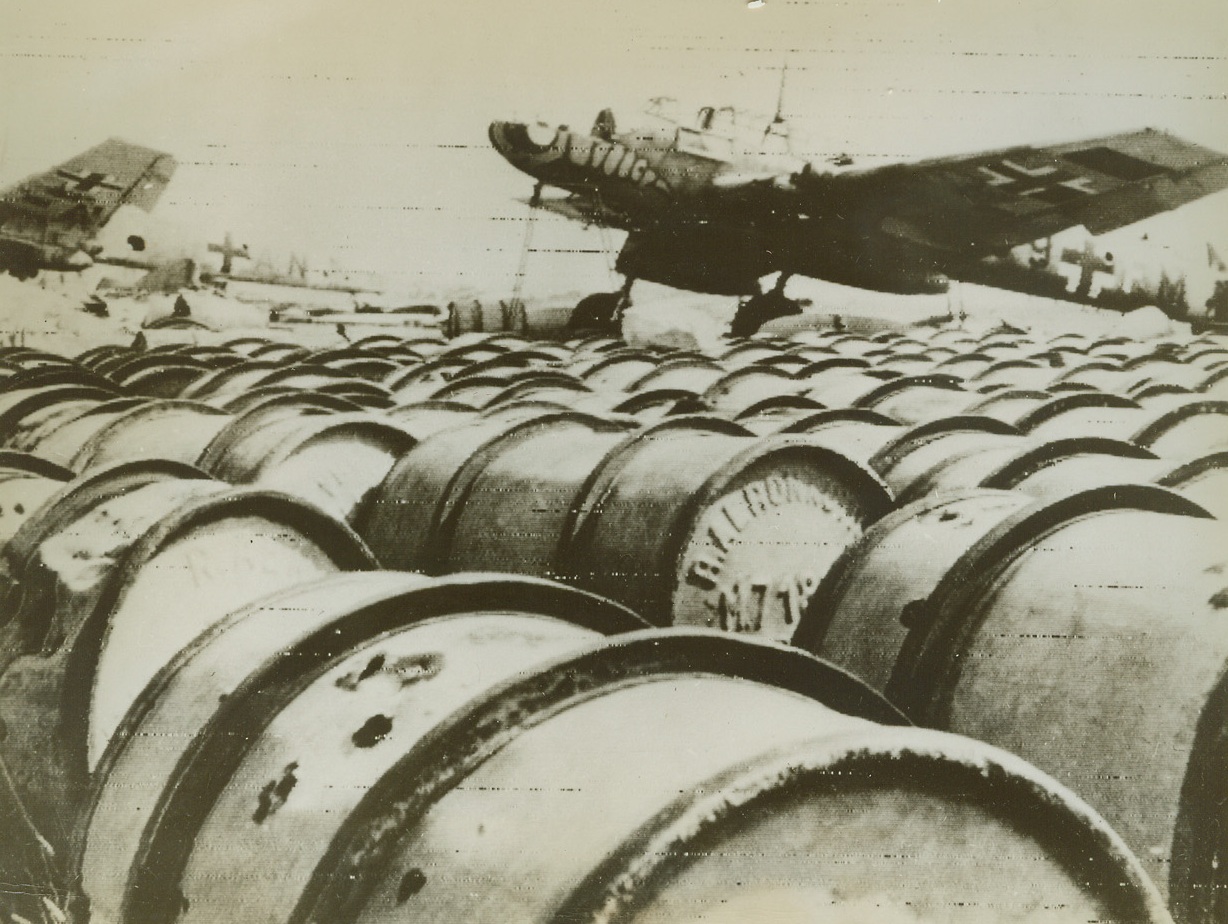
[730,274,802,338]
[568,277,633,334]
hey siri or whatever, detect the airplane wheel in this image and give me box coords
[730,292,802,338]
[568,292,622,334]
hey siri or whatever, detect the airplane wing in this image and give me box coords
[729,129,1228,257]
[0,138,176,257]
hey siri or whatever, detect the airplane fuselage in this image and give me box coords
[491,114,1225,318]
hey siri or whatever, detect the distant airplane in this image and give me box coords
[0,138,175,279]
[491,98,1228,334]
[199,237,382,295]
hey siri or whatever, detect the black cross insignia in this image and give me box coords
[55,169,124,195]
[977,159,1096,201]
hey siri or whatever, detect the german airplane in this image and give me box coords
[490,99,1228,334]
[0,138,176,279]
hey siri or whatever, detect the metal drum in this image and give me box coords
[889,484,1226,913]
[852,373,971,425]
[69,400,234,471]
[286,631,1167,924]
[200,412,417,523]
[358,405,584,571]
[0,464,71,553]
[0,480,373,893]
[433,413,634,576]
[557,418,893,637]
[75,572,645,924]
[794,488,1033,693]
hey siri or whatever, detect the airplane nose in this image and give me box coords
[489,121,558,157]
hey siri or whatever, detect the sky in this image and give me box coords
[1,0,1226,299]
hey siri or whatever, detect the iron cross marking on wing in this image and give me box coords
[977,159,1097,199]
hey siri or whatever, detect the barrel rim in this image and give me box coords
[0,386,117,444]
[1130,399,1228,449]
[0,450,74,481]
[850,372,966,411]
[658,437,894,627]
[979,436,1158,491]
[869,413,1019,477]
[1013,391,1140,433]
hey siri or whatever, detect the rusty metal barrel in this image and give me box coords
[199,411,416,523]
[358,404,577,571]
[554,418,894,637]
[887,484,1226,917]
[277,631,1167,924]
[68,399,234,471]
[793,488,1034,692]
[0,476,373,902]
[75,571,646,924]
[423,412,635,576]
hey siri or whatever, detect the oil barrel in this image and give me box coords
[69,399,234,471]
[203,415,417,523]
[360,408,625,571]
[77,572,644,924]
[0,480,373,901]
[441,412,637,576]
[793,489,1034,691]
[21,398,145,466]
[888,484,1225,912]
[557,419,893,636]
[0,385,117,445]
[1131,400,1228,457]
[869,415,1022,496]
[850,373,971,425]
[285,631,1167,924]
